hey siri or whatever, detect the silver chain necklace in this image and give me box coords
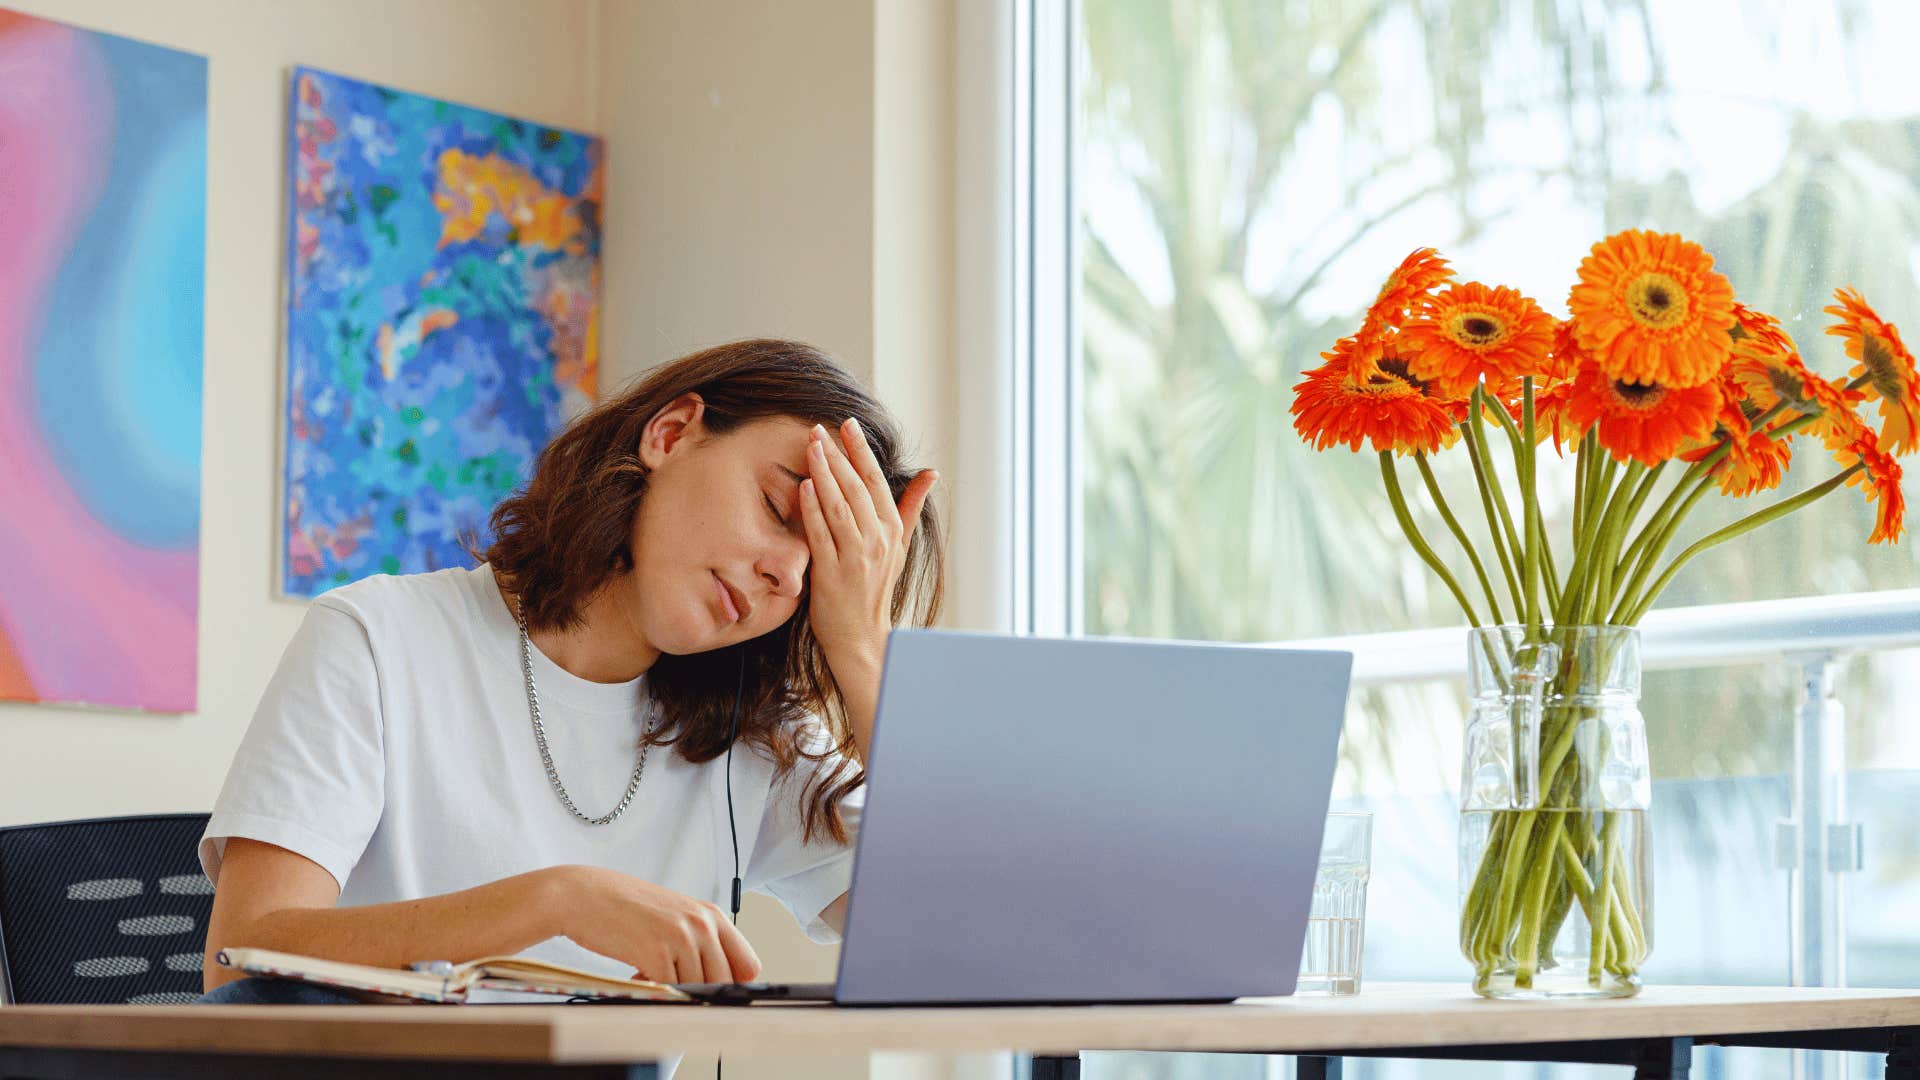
[517,609,653,825]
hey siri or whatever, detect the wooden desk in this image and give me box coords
[3,983,1919,1079]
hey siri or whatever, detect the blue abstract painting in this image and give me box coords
[282,67,602,597]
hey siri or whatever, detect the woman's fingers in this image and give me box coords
[898,469,938,540]
[665,952,691,985]
[694,918,733,985]
[716,919,763,982]
[807,427,865,549]
[840,419,902,536]
[798,478,836,559]
[815,424,883,540]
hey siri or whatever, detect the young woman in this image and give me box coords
[199,338,943,1000]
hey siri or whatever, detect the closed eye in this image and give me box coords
[763,491,788,527]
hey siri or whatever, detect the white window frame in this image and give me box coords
[1011,0,1083,638]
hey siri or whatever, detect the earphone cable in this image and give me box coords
[719,650,746,1080]
[726,650,745,923]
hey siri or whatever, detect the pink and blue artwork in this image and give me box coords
[282,67,602,598]
[0,10,206,712]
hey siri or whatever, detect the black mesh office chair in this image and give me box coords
[0,813,214,1004]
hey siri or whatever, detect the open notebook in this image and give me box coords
[216,947,692,1004]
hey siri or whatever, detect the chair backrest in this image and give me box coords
[0,814,214,1004]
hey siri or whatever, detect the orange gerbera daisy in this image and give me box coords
[1680,397,1792,497]
[1399,282,1555,397]
[1825,287,1920,454]
[1729,346,1821,413]
[1362,248,1455,337]
[1679,389,1749,458]
[1532,375,1586,453]
[1729,347,1867,449]
[1729,302,1795,358]
[1292,337,1460,456]
[1567,230,1737,389]
[1833,433,1906,544]
[1805,374,1870,450]
[1564,363,1722,468]
[1544,318,1587,383]
[1714,427,1794,498]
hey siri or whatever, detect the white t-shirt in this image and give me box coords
[200,563,860,978]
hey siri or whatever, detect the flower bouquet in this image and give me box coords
[1290,230,1917,997]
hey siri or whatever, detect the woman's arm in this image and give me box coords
[203,837,762,991]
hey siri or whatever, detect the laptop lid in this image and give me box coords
[833,630,1352,1006]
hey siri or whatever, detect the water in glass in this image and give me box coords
[1297,811,1370,995]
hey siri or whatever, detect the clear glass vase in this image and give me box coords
[1458,625,1653,999]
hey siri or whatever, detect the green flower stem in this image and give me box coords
[1534,510,1563,614]
[1482,688,1592,947]
[1610,412,1825,622]
[1464,813,1516,964]
[1591,812,1619,985]
[1466,393,1528,614]
[1591,454,1621,534]
[1621,463,1668,541]
[1558,451,1617,625]
[1611,465,1714,616]
[1603,857,1645,970]
[1556,438,1596,615]
[1472,393,1531,595]
[1514,812,1570,984]
[1581,435,1610,530]
[1572,436,1590,550]
[1592,464,1650,622]
[1613,857,1648,949]
[1381,452,1484,625]
[1521,379,1544,635]
[1466,432,1528,614]
[1617,399,1799,580]
[1539,875,1577,968]
[1594,463,1666,616]
[1622,463,1863,624]
[1489,813,1539,952]
[1418,453,1507,626]
[1536,825,1586,965]
[1616,449,1727,578]
[1608,479,1711,624]
[1575,462,1646,626]
[1554,827,1599,904]
[1479,389,1543,622]
[1482,382,1543,632]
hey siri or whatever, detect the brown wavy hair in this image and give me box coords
[475,339,945,843]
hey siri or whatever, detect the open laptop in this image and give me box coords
[677,629,1352,1006]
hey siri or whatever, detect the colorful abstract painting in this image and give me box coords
[0,12,206,712]
[283,67,602,597]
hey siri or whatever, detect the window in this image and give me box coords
[1019,1,1920,1077]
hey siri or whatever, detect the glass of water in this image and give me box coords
[1296,810,1371,996]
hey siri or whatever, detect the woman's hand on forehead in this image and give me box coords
[796,417,936,754]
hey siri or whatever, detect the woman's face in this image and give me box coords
[627,398,817,656]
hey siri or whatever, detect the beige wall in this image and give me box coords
[595,0,961,547]
[596,0,877,384]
